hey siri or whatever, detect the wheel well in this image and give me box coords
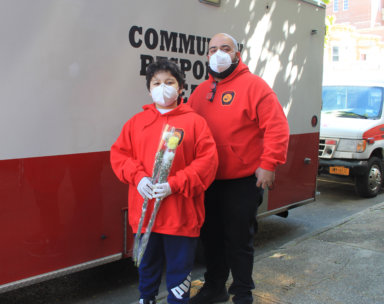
[370,148,383,160]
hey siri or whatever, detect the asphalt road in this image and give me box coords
[1,179,383,304]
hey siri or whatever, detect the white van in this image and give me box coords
[318,80,384,197]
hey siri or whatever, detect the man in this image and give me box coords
[188,33,290,304]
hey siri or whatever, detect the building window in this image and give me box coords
[343,0,348,10]
[333,0,339,12]
[332,46,339,61]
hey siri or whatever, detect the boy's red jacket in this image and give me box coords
[188,58,289,179]
[110,102,218,237]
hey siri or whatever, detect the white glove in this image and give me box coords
[152,182,172,200]
[137,177,154,200]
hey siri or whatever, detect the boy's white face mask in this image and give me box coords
[151,83,179,107]
[209,50,233,73]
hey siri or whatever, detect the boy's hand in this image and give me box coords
[152,183,172,200]
[137,177,154,200]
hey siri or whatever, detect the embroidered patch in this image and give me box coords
[221,91,235,105]
[174,128,184,146]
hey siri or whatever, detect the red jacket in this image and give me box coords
[188,58,289,179]
[110,102,218,237]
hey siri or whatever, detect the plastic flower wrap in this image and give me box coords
[133,124,181,266]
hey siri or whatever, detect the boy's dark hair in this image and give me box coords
[145,60,185,91]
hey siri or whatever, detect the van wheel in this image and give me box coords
[355,156,383,198]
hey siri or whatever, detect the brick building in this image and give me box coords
[324,0,384,78]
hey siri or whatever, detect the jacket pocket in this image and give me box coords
[216,144,246,179]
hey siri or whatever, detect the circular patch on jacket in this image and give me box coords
[221,91,235,105]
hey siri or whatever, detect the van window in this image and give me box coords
[322,86,383,119]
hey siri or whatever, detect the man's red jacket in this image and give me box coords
[188,58,289,179]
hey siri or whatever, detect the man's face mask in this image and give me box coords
[151,83,179,107]
[209,50,234,73]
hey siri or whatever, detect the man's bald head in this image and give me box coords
[209,33,239,53]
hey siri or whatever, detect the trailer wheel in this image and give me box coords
[355,156,383,198]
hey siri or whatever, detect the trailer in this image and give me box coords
[0,0,325,293]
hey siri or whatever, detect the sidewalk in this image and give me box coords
[189,202,384,304]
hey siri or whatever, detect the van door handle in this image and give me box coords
[304,158,311,164]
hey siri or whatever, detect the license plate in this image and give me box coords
[329,166,350,176]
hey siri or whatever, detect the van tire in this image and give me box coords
[355,156,383,198]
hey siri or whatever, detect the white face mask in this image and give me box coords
[151,84,179,107]
[209,50,233,73]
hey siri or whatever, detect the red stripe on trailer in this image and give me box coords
[0,152,131,286]
[268,132,319,210]
[0,132,318,287]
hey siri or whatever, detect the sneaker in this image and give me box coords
[139,299,156,304]
[190,284,229,304]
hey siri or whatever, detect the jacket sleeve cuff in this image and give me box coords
[133,171,149,187]
[259,161,276,172]
[167,176,180,194]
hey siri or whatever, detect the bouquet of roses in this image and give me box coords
[133,124,181,266]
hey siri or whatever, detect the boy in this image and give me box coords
[110,60,218,304]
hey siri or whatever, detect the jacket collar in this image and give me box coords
[141,101,193,128]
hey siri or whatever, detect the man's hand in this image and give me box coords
[255,167,275,190]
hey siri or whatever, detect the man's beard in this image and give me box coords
[207,60,239,79]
